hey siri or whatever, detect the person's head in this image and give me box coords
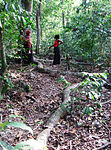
[26,30,31,36]
[54,34,59,40]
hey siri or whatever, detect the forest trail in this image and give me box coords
[0,62,111,150]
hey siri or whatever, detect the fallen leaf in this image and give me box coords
[70,129,76,134]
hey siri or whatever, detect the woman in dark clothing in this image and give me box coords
[21,30,33,64]
[49,35,63,65]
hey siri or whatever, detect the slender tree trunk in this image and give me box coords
[36,0,42,54]
[82,0,87,5]
[66,8,70,27]
[21,0,33,12]
[62,0,65,28]
[82,0,87,12]
[0,19,7,75]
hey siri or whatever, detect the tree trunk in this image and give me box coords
[36,0,42,54]
[21,0,33,12]
[62,0,65,28]
[66,9,70,27]
[82,0,87,5]
[82,0,87,12]
[0,19,7,75]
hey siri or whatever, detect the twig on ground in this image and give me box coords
[95,142,111,150]
[101,100,111,105]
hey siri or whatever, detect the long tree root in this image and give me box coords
[26,60,110,150]
[25,83,81,150]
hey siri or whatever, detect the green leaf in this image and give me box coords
[88,92,95,100]
[14,142,31,150]
[0,94,3,100]
[6,78,13,88]
[97,103,102,109]
[21,16,26,26]
[12,4,16,11]
[0,0,4,4]
[1,84,8,95]
[7,122,33,135]
[0,121,8,131]
[9,115,25,121]
[83,106,93,115]
[102,120,105,123]
[100,73,107,80]
[0,140,14,150]
[14,139,39,150]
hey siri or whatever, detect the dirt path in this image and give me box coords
[0,63,111,150]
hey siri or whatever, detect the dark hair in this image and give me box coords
[26,30,31,36]
[54,34,59,39]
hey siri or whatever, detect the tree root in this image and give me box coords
[28,59,110,150]
[26,83,81,150]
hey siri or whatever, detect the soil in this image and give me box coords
[0,61,111,150]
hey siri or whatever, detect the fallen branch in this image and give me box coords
[102,100,111,105]
[95,142,111,150]
[25,95,37,102]
[33,56,53,64]
[33,60,107,79]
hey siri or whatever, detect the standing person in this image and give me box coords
[49,35,63,65]
[21,30,33,64]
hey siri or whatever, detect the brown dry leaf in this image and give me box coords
[14,111,19,116]
[59,119,63,124]
[18,92,24,97]
[70,121,74,125]
[70,129,76,134]
[56,127,61,133]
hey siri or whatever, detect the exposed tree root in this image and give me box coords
[24,59,110,150]
[27,83,81,150]
[33,56,53,64]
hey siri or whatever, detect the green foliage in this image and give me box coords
[81,73,107,101]
[15,142,31,150]
[57,76,71,88]
[0,140,32,150]
[9,114,25,121]
[0,116,33,135]
[61,73,108,117]
[0,115,33,150]
[0,140,14,150]
[60,0,111,66]
[8,122,33,135]
[0,0,33,60]
[83,106,93,115]
[0,73,13,99]
[1,0,111,66]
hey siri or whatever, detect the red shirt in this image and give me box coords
[54,40,59,47]
[24,35,32,48]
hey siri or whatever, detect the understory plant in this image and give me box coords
[0,73,13,100]
[58,73,108,119]
[0,114,34,150]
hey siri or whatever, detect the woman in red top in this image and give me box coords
[49,35,63,65]
[21,30,33,64]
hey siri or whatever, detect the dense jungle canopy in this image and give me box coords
[0,0,111,67]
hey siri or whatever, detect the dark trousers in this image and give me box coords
[22,46,33,64]
[53,46,60,65]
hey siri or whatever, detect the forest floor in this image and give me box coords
[0,60,111,150]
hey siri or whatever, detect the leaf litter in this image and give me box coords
[0,62,111,150]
